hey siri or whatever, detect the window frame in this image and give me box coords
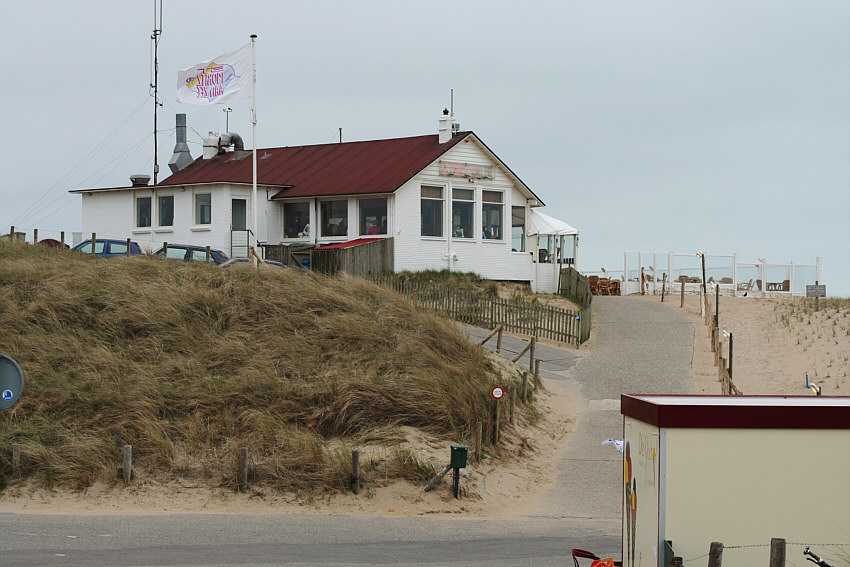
[282,200,311,240]
[319,199,349,238]
[451,187,475,240]
[481,190,504,241]
[135,195,152,228]
[420,185,445,238]
[157,194,174,228]
[359,197,388,236]
[195,192,212,226]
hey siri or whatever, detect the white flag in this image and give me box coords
[177,44,251,105]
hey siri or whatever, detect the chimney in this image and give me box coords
[203,132,219,159]
[168,114,194,173]
[438,108,453,144]
[218,132,246,159]
[130,174,151,187]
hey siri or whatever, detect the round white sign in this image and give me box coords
[491,386,504,399]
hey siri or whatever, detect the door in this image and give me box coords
[232,199,247,231]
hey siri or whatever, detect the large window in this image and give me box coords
[512,206,526,252]
[452,188,474,239]
[283,201,310,238]
[320,200,348,237]
[420,185,443,237]
[360,198,387,235]
[195,193,211,225]
[136,196,151,228]
[158,195,174,227]
[481,191,503,240]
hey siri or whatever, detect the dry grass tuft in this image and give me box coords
[0,242,510,492]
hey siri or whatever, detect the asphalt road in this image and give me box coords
[0,296,694,566]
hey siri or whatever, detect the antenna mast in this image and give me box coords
[150,0,163,184]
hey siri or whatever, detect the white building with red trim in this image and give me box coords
[70,112,578,292]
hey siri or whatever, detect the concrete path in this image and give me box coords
[466,295,695,522]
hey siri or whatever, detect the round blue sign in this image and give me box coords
[0,354,24,410]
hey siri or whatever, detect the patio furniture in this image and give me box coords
[572,548,621,567]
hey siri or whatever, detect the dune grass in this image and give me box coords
[0,242,509,492]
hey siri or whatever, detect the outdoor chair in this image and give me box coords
[737,278,754,292]
[596,278,611,295]
[589,275,599,295]
[572,548,622,567]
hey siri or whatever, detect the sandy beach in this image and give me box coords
[2,293,847,516]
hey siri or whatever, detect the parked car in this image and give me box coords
[152,244,229,265]
[71,239,142,257]
[219,257,285,268]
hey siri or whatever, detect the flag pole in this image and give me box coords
[250,34,258,263]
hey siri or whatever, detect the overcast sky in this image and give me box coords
[1,1,848,295]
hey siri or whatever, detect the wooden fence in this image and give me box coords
[312,238,394,277]
[559,266,592,343]
[376,277,585,345]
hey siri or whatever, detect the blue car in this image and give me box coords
[72,239,142,257]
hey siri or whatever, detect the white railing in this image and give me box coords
[583,252,822,297]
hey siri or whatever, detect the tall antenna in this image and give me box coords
[450,88,454,116]
[150,0,163,184]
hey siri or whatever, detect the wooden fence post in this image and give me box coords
[680,277,685,308]
[496,326,503,353]
[475,422,483,460]
[534,358,541,392]
[494,400,500,446]
[521,371,529,403]
[769,538,786,567]
[239,447,249,491]
[12,442,20,470]
[528,337,536,377]
[60,231,65,247]
[351,449,360,495]
[206,245,211,263]
[33,228,38,244]
[126,238,131,257]
[122,445,133,485]
[661,273,667,302]
[91,232,96,256]
[510,386,516,425]
[708,542,723,567]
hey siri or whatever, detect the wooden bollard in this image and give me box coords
[680,278,685,308]
[60,231,65,247]
[91,233,97,256]
[769,538,786,567]
[206,246,211,263]
[534,359,541,392]
[351,449,360,494]
[12,443,20,470]
[122,445,132,485]
[126,238,131,257]
[528,337,536,376]
[708,542,723,567]
[661,273,667,302]
[163,242,168,257]
[521,371,529,403]
[33,228,38,244]
[496,327,503,354]
[475,422,483,460]
[239,447,249,491]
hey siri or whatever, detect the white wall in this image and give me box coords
[392,137,538,284]
[79,183,275,256]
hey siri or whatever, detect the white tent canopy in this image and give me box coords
[527,208,578,236]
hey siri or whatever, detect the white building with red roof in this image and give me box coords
[70,111,578,292]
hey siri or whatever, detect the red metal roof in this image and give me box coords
[156,133,469,198]
[313,238,383,250]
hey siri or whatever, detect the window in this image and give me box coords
[512,206,526,252]
[109,241,128,255]
[420,185,443,237]
[320,200,348,237]
[158,195,174,227]
[452,188,474,239]
[283,201,310,238]
[136,196,151,228]
[195,193,211,225]
[360,198,387,235]
[481,191,503,240]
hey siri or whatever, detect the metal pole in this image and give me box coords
[250,34,258,264]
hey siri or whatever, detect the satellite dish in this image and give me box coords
[0,354,24,410]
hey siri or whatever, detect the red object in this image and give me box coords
[572,549,622,567]
[313,238,382,250]
[491,386,504,399]
[38,238,63,248]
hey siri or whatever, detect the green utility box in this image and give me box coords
[450,445,468,469]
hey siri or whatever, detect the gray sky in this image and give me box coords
[1,1,848,295]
